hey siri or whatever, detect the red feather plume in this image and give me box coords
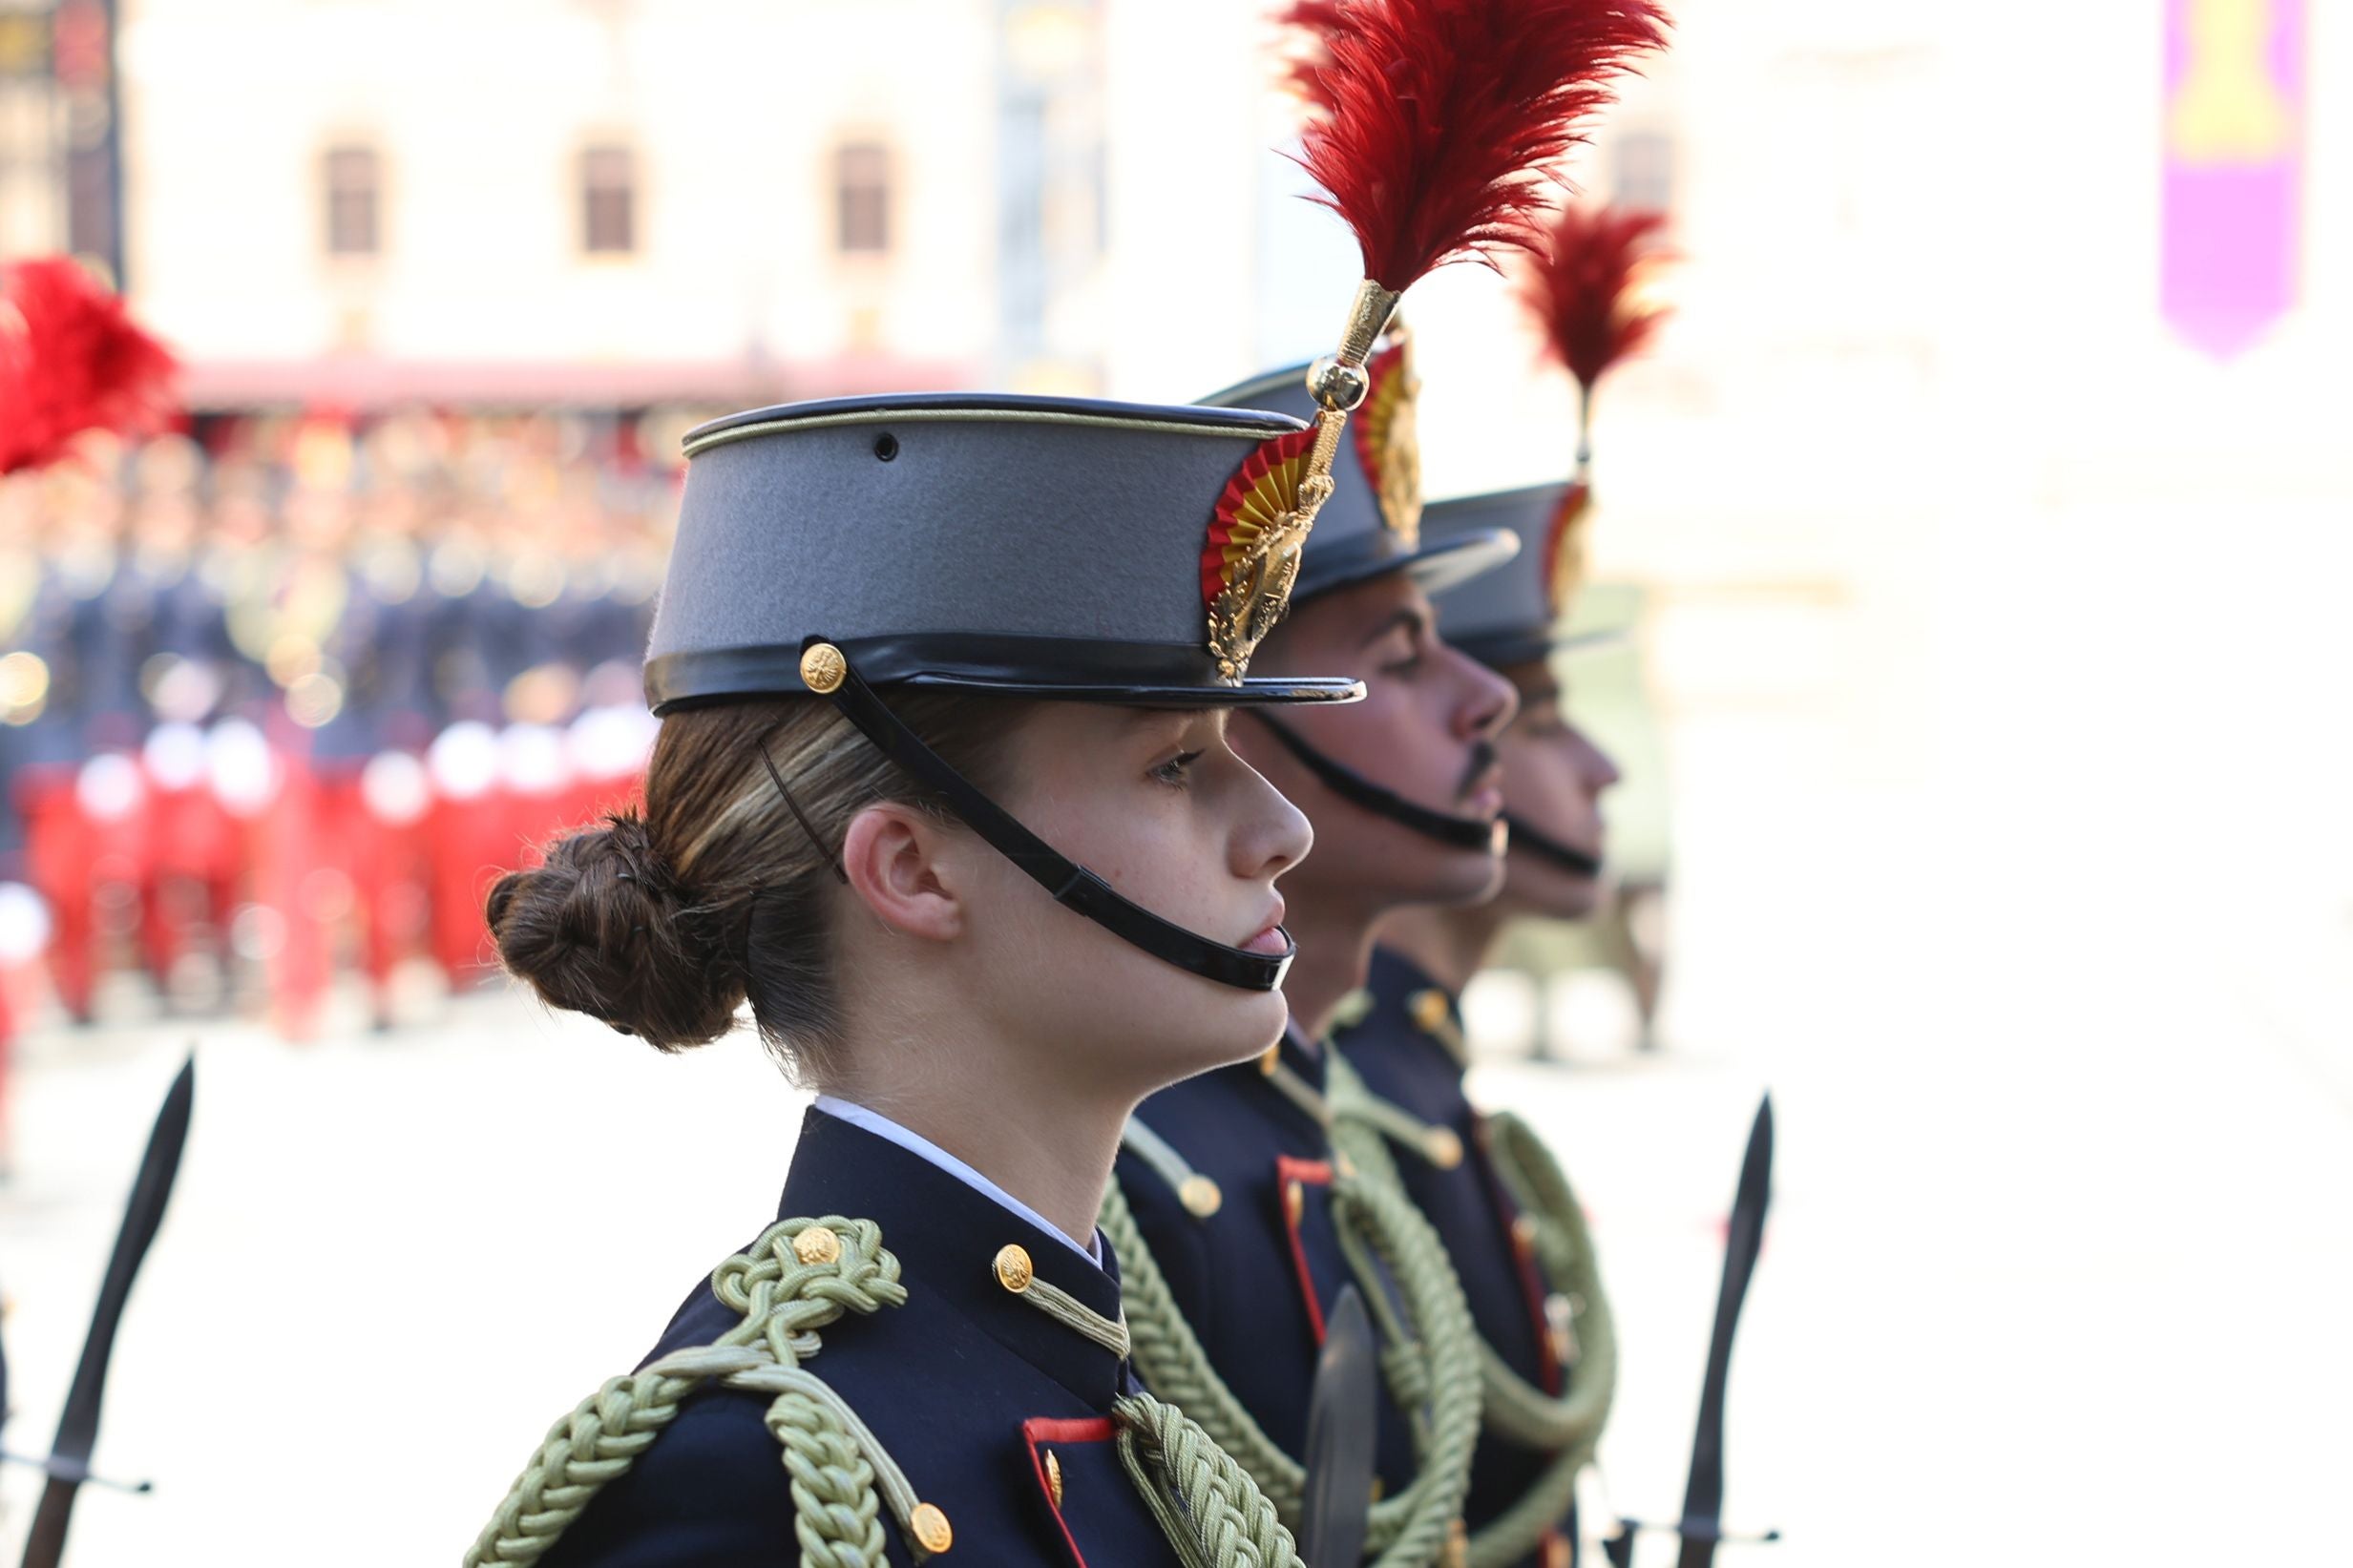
[1273,0,1353,111]
[0,256,180,476]
[1291,0,1670,290]
[1522,202,1670,391]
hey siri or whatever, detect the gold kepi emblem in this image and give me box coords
[1352,331,1423,548]
[1540,481,1594,617]
[1202,425,1323,680]
[1198,277,1403,681]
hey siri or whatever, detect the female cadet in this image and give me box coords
[460,388,1367,1568]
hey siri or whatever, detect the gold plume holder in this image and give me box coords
[1298,278,1404,512]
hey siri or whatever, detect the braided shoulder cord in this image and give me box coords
[1000,1281,1304,1568]
[465,1217,930,1568]
[1101,1141,1483,1568]
[1322,1060,1620,1568]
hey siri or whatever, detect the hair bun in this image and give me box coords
[486,812,746,1051]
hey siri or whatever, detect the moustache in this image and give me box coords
[1455,741,1500,802]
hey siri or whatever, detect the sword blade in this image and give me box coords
[20,1053,195,1568]
[1674,1093,1773,1568]
[1299,1285,1381,1568]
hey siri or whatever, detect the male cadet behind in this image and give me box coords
[1330,203,1670,1567]
[1104,6,1668,1563]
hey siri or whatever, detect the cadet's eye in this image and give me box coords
[1382,631,1426,675]
[1151,749,1205,788]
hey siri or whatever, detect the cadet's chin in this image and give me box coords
[1202,986,1291,1072]
[1502,852,1605,922]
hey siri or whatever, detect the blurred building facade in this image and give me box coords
[104,0,1120,407]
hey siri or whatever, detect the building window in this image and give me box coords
[581,144,636,255]
[1612,130,1674,216]
[324,144,381,257]
[835,141,892,256]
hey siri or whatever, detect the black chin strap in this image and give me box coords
[1249,715,1505,854]
[809,647,1294,993]
[1502,813,1604,878]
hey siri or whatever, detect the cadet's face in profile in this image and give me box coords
[961,703,1313,1082]
[1237,573,1518,910]
[1494,662,1619,920]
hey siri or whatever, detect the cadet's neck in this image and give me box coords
[823,1012,1129,1255]
[1278,897,1382,1044]
[1377,901,1510,997]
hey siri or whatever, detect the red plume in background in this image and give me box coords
[1521,202,1670,391]
[1291,0,1670,290]
[1273,0,1352,112]
[0,256,180,476]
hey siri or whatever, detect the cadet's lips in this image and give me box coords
[1241,900,1288,954]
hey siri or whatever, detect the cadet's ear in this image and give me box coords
[839,802,967,944]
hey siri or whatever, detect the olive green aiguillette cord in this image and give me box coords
[1100,1119,1484,1568]
[1323,1056,1621,1568]
[467,1214,1312,1568]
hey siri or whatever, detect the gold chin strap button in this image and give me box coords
[790,1225,842,1265]
[910,1501,954,1556]
[1043,1449,1064,1508]
[993,1244,1034,1294]
[1409,989,1452,1034]
[1423,1127,1464,1170]
[800,642,848,694]
[1179,1174,1224,1219]
[1283,1180,1306,1226]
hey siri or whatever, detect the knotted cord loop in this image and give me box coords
[465,1217,930,1568]
[1322,1056,1620,1568]
[469,1212,1309,1568]
[1101,1120,1482,1568]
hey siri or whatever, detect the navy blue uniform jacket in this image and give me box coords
[541,1108,1187,1568]
[1338,948,1577,1567]
[1119,1029,1418,1497]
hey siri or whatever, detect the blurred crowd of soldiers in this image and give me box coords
[0,407,684,1058]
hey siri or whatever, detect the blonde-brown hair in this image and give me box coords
[486,693,1021,1078]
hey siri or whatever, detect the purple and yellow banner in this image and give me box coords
[2162,0,2304,360]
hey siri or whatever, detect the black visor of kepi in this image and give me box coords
[1193,355,1519,854]
[644,392,1369,993]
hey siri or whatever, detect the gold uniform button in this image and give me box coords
[1410,990,1452,1034]
[1044,1448,1064,1507]
[1511,1214,1539,1250]
[1423,1127,1464,1169]
[910,1500,954,1556]
[799,641,848,694]
[993,1244,1034,1293]
[1283,1180,1306,1226]
[1258,1043,1281,1077]
[791,1225,842,1265]
[1179,1174,1224,1218]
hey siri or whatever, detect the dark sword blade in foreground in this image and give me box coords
[1298,1284,1381,1568]
[19,1053,195,1568]
[1605,1092,1777,1568]
[1674,1092,1774,1568]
